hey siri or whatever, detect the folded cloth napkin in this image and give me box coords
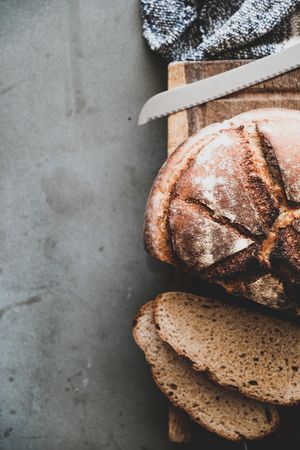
[141,0,300,61]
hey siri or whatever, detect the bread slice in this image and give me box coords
[154,292,300,405]
[133,301,279,441]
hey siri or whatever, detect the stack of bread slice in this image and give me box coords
[133,292,300,441]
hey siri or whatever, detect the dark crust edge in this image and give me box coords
[270,225,300,284]
[200,243,260,283]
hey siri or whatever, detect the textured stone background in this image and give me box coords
[0,1,179,448]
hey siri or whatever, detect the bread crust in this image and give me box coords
[144,122,230,264]
[145,108,300,311]
[270,221,300,283]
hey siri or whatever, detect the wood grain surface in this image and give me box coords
[167,60,300,448]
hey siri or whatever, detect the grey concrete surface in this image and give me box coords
[0,1,179,449]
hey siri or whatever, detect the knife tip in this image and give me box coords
[138,104,150,125]
[137,114,147,125]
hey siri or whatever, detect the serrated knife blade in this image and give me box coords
[138,41,300,125]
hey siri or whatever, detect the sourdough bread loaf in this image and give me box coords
[133,300,279,441]
[144,108,300,312]
[155,292,300,405]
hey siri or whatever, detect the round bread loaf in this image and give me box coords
[144,108,300,313]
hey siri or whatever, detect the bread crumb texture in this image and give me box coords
[133,301,279,441]
[155,292,300,405]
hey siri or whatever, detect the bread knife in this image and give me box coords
[138,41,300,125]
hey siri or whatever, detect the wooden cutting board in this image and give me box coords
[167,60,300,448]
